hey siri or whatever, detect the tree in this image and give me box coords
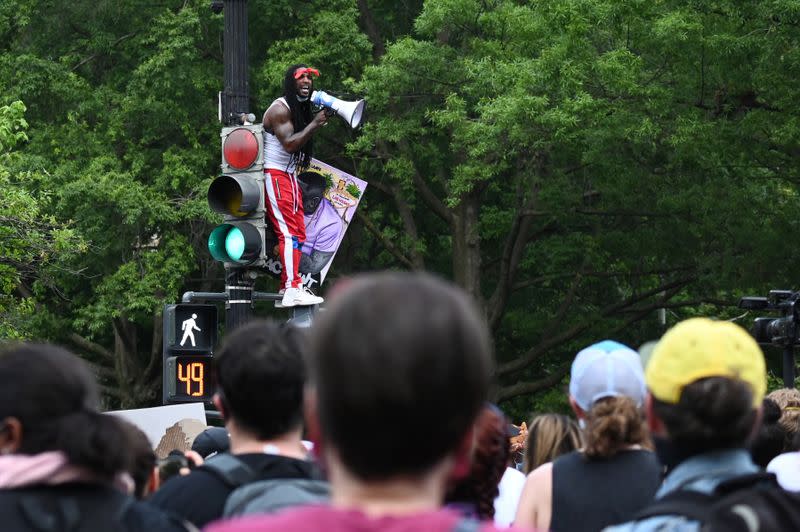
[0,100,85,339]
[0,0,373,407]
[3,0,800,413]
[347,0,800,404]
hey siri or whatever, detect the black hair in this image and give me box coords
[749,397,786,468]
[283,63,314,171]
[121,420,156,499]
[215,319,307,440]
[0,343,132,481]
[309,272,494,481]
[653,376,758,456]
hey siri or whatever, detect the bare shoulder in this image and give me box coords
[526,461,553,489]
[263,100,291,131]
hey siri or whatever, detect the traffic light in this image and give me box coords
[207,125,266,266]
[162,304,219,404]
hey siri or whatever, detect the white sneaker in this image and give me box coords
[279,287,323,308]
[274,289,287,308]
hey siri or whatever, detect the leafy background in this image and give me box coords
[2,0,800,420]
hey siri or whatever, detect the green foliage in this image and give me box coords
[5,0,800,409]
[0,100,85,338]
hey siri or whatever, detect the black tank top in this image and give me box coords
[550,449,661,532]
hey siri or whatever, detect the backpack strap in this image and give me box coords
[713,472,778,495]
[632,473,779,524]
[223,478,330,517]
[632,489,717,523]
[201,453,257,489]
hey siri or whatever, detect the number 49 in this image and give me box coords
[178,362,204,397]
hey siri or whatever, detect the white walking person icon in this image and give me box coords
[180,313,201,347]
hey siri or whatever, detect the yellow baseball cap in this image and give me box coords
[645,317,766,407]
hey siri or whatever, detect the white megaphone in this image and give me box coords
[311,91,366,129]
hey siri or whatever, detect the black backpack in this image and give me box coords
[201,453,330,518]
[633,472,800,532]
[0,484,192,532]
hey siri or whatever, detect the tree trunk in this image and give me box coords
[452,192,482,304]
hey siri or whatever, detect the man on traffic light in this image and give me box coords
[262,64,328,308]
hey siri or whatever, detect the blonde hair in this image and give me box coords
[523,413,584,473]
[583,396,650,459]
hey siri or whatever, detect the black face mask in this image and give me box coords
[652,435,694,474]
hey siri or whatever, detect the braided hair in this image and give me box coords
[283,63,314,171]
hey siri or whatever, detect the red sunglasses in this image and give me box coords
[293,67,320,79]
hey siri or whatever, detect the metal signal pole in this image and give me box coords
[221,0,249,127]
[221,0,254,329]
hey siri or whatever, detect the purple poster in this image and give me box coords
[263,159,367,290]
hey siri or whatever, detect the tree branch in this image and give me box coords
[494,362,571,402]
[390,184,426,269]
[497,275,697,377]
[356,0,386,61]
[68,332,114,362]
[145,307,163,378]
[72,33,137,72]
[488,167,542,329]
[355,211,415,269]
[513,266,694,291]
[397,140,453,224]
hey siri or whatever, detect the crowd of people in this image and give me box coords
[2,272,800,531]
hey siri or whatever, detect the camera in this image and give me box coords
[158,450,195,483]
[739,290,800,346]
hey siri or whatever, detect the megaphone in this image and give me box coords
[311,91,366,129]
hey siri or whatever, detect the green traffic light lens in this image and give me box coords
[224,227,246,261]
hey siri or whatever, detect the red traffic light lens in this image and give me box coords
[223,128,259,170]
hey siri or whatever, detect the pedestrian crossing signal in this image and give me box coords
[162,304,218,404]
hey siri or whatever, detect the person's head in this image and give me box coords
[297,171,327,214]
[523,414,583,473]
[767,387,800,449]
[645,318,766,458]
[0,343,131,482]
[445,405,509,520]
[282,63,319,171]
[307,272,493,483]
[121,421,158,499]
[749,398,785,468]
[191,426,230,459]
[213,319,307,441]
[568,340,650,459]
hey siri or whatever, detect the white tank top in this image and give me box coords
[263,97,295,173]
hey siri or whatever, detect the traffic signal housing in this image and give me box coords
[207,125,266,266]
[162,304,218,404]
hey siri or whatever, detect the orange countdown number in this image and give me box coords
[177,361,205,397]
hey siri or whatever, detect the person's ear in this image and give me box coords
[747,403,764,443]
[449,426,475,481]
[213,393,228,422]
[0,417,22,454]
[303,387,325,463]
[147,466,160,495]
